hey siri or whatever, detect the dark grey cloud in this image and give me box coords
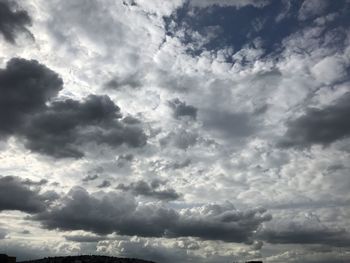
[279,93,350,148]
[0,228,7,239]
[160,130,198,150]
[150,179,166,189]
[172,130,198,149]
[327,164,345,172]
[0,58,147,158]
[118,154,134,161]
[98,180,111,188]
[260,224,350,247]
[0,0,32,43]
[171,205,271,243]
[201,110,258,139]
[168,98,197,120]
[22,178,48,186]
[22,95,146,158]
[0,58,63,136]
[105,72,143,89]
[40,190,60,203]
[169,158,191,170]
[82,174,99,182]
[0,176,54,213]
[33,187,271,243]
[122,116,141,125]
[117,180,181,201]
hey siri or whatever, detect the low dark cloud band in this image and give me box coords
[32,187,271,243]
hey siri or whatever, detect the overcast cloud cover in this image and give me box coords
[0,0,350,262]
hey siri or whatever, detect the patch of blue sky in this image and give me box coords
[165,0,350,61]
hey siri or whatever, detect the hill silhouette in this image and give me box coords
[19,255,157,263]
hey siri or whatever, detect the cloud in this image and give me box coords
[0,238,63,262]
[2,1,350,262]
[98,235,260,263]
[172,204,271,243]
[168,158,191,170]
[0,58,147,158]
[0,228,7,239]
[33,187,271,243]
[261,224,350,247]
[0,176,54,213]
[160,129,198,150]
[82,174,99,182]
[22,178,48,186]
[99,237,190,263]
[98,180,111,188]
[201,109,258,139]
[118,154,134,162]
[265,248,350,263]
[168,98,197,120]
[22,95,146,158]
[279,93,350,148]
[311,56,348,85]
[105,72,144,89]
[98,237,204,263]
[64,234,107,243]
[0,0,32,43]
[298,0,329,21]
[0,58,63,136]
[117,180,181,201]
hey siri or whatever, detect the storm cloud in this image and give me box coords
[33,187,271,243]
[22,95,146,158]
[0,58,147,158]
[168,98,197,120]
[0,58,63,136]
[0,0,32,43]
[0,176,54,213]
[279,93,350,148]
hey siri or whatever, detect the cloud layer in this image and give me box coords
[33,187,271,243]
[0,0,350,262]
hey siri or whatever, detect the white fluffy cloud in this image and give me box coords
[311,55,348,84]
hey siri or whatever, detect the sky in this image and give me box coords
[0,0,350,262]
